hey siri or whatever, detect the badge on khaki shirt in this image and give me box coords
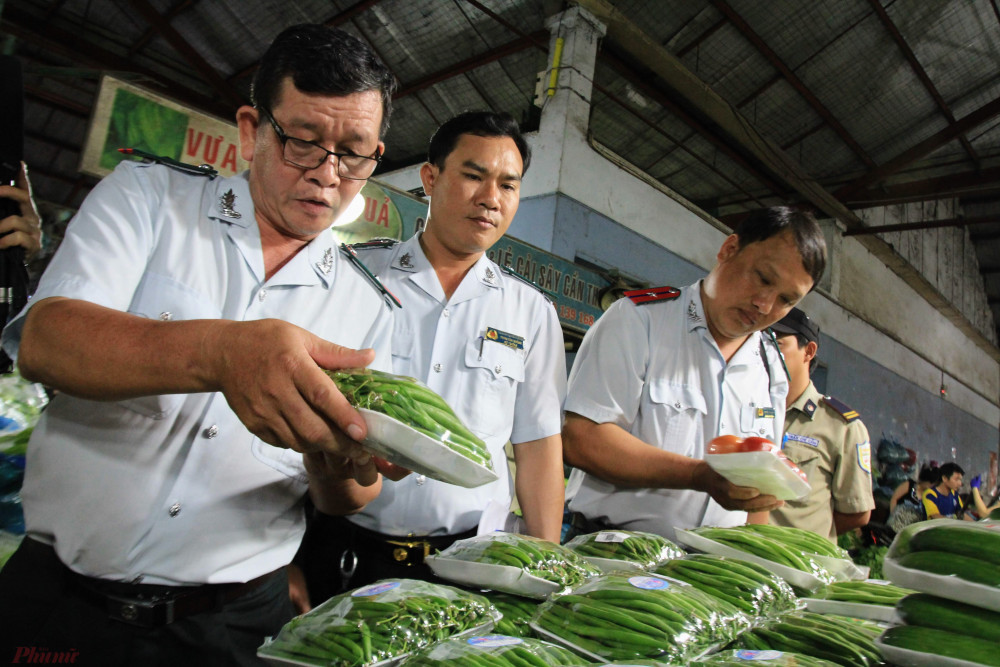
[857,440,872,474]
[485,327,524,350]
[786,433,820,447]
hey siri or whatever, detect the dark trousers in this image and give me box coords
[295,508,475,606]
[0,538,294,667]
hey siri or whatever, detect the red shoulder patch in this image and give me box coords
[624,286,681,305]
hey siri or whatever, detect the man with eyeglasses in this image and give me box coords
[0,24,403,664]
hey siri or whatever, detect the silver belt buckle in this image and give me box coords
[105,592,175,627]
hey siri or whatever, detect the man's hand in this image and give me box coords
[693,461,784,512]
[208,319,372,455]
[0,162,43,259]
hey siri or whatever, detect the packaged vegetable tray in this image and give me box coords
[425,533,601,598]
[877,592,1000,666]
[676,526,837,590]
[729,611,882,667]
[328,368,498,488]
[883,519,1000,612]
[692,650,841,666]
[653,553,799,619]
[257,579,498,667]
[483,591,539,637]
[564,530,684,571]
[803,579,911,623]
[530,572,750,664]
[396,634,590,666]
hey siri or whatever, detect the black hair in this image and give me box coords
[775,332,820,374]
[938,462,965,480]
[427,111,531,174]
[733,206,827,290]
[251,24,398,137]
[917,464,938,484]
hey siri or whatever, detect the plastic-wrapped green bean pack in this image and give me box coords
[257,579,498,666]
[730,611,882,667]
[653,554,799,618]
[483,592,539,637]
[397,634,589,666]
[692,649,841,666]
[564,530,684,570]
[530,572,750,664]
[427,533,601,597]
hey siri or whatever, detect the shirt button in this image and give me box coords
[168,503,181,517]
[675,402,681,409]
[759,428,766,435]
[204,424,219,439]
[159,311,172,321]
[495,365,502,374]
[442,309,450,318]
[415,475,426,486]
[258,288,268,302]
[433,363,442,373]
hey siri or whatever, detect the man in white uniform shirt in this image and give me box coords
[563,207,827,542]
[297,112,566,602]
[0,25,405,665]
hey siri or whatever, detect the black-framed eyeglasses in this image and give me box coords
[260,108,382,180]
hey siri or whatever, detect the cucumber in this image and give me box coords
[880,625,1000,666]
[896,593,1000,643]
[896,550,1000,587]
[909,524,1000,566]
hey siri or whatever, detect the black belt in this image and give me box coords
[21,540,284,628]
[344,518,477,568]
[569,511,615,535]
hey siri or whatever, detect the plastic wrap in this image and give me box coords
[731,611,882,667]
[653,554,799,619]
[257,579,498,667]
[678,527,836,589]
[483,592,539,637]
[564,530,684,571]
[327,368,497,488]
[803,580,910,623]
[0,371,48,457]
[884,519,1000,612]
[425,533,601,598]
[692,650,842,666]
[396,634,589,666]
[530,572,750,664]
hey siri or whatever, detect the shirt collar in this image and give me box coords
[789,380,823,420]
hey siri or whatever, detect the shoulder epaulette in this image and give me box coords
[821,395,860,423]
[118,148,217,178]
[350,238,399,250]
[499,264,558,300]
[339,243,401,309]
[624,285,680,305]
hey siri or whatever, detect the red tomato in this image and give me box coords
[741,436,777,453]
[707,434,744,454]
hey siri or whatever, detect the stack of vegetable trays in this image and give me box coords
[879,520,1000,667]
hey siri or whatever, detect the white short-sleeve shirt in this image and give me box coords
[350,235,567,536]
[1,161,393,584]
[565,282,788,541]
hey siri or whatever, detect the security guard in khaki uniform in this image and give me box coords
[755,308,875,542]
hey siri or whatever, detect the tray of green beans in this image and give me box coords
[802,579,912,623]
[483,592,540,637]
[530,572,750,664]
[328,368,498,488]
[426,533,602,598]
[257,579,499,667]
[565,530,685,571]
[396,634,590,666]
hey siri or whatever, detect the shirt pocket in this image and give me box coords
[390,326,416,377]
[251,438,308,483]
[782,439,821,473]
[119,273,221,419]
[740,403,777,440]
[463,339,525,436]
[647,381,707,457]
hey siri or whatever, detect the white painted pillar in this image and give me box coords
[527,6,607,198]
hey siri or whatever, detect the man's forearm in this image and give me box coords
[834,509,870,534]
[562,413,702,490]
[17,297,228,399]
[513,435,564,542]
